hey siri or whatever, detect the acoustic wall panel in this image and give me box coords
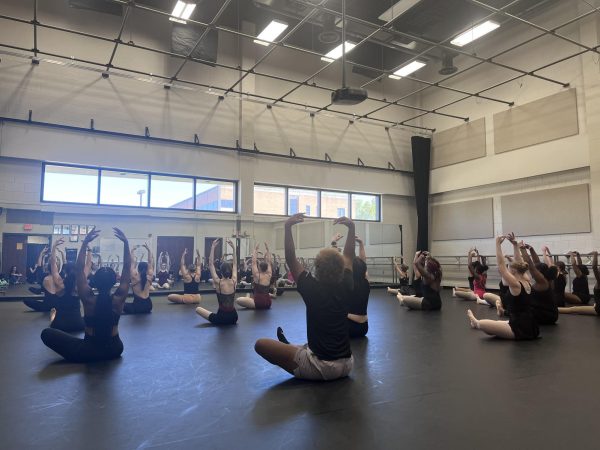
[501,184,590,236]
[431,118,486,169]
[494,88,579,154]
[432,198,494,241]
[369,224,402,245]
[275,228,284,250]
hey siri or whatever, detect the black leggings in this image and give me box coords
[348,320,368,338]
[123,295,153,314]
[41,329,123,363]
[23,298,53,312]
[51,309,85,333]
[208,309,238,325]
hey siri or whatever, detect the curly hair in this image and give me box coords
[314,248,345,287]
[510,261,529,274]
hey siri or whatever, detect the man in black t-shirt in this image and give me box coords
[254,213,355,381]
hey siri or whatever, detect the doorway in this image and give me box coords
[156,236,195,276]
[2,233,51,280]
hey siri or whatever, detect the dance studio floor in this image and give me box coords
[1,290,599,450]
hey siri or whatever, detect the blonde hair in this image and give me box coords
[510,261,529,274]
[314,248,345,287]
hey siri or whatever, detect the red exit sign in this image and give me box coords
[23,224,33,231]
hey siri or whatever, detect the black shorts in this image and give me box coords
[574,291,591,305]
[208,309,238,325]
[421,294,442,311]
[123,295,153,314]
[51,309,85,333]
[509,312,540,340]
[348,320,368,338]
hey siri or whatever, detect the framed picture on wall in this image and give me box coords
[70,225,78,235]
[69,235,79,243]
[79,225,87,235]
[62,225,70,235]
[53,225,62,235]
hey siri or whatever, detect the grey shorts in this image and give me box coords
[293,344,353,381]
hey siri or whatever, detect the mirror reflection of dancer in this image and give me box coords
[167,249,202,304]
[453,249,489,305]
[564,251,592,305]
[396,251,443,311]
[195,239,238,325]
[387,257,409,296]
[254,214,354,381]
[41,227,131,362]
[235,242,273,310]
[47,238,84,332]
[123,244,154,314]
[467,236,539,340]
[154,252,172,289]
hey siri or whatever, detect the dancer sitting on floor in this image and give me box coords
[516,240,558,325]
[27,246,47,284]
[41,227,131,362]
[235,242,273,310]
[564,251,591,305]
[123,244,154,314]
[397,251,443,311]
[454,249,489,305]
[467,235,539,340]
[23,247,66,312]
[195,239,238,325]
[558,250,600,316]
[153,252,172,289]
[347,235,370,338]
[387,258,410,296]
[46,238,84,332]
[541,246,567,307]
[168,249,202,304]
[254,213,354,381]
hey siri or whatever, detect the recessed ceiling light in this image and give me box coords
[320,41,356,62]
[169,1,196,24]
[378,0,423,22]
[254,19,288,46]
[388,60,426,79]
[451,20,500,47]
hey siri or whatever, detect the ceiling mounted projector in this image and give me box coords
[330,0,367,105]
[331,87,368,105]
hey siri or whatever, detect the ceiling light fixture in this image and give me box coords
[321,41,356,63]
[378,0,423,22]
[450,20,500,47]
[169,1,196,24]
[254,19,288,46]
[388,60,426,79]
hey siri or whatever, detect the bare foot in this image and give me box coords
[496,300,505,317]
[467,309,479,329]
[452,288,456,297]
[396,293,404,305]
[49,308,57,324]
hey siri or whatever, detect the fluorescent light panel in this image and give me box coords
[254,19,288,46]
[378,0,423,22]
[320,41,356,62]
[389,60,426,79]
[451,20,500,47]
[169,1,196,23]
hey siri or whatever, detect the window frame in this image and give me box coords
[40,162,238,214]
[253,182,381,222]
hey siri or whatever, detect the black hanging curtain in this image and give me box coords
[411,136,431,252]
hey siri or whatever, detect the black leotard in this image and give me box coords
[252,282,272,310]
[123,294,153,314]
[421,283,442,311]
[23,289,58,312]
[208,289,238,325]
[51,293,84,332]
[347,277,370,338]
[531,287,558,325]
[183,278,200,294]
[573,276,591,304]
[506,282,539,340]
[157,271,170,286]
[553,274,567,307]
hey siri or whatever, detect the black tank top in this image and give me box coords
[157,271,169,285]
[573,276,589,296]
[506,282,532,314]
[55,293,81,312]
[347,278,370,315]
[531,287,557,315]
[184,278,200,294]
[253,283,270,295]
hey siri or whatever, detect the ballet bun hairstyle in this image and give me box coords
[475,264,488,274]
[510,261,529,274]
[556,261,566,273]
[259,261,269,272]
[425,257,442,280]
[220,262,233,279]
[578,264,589,276]
[138,262,148,289]
[314,248,345,287]
[535,262,553,281]
[92,267,117,338]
